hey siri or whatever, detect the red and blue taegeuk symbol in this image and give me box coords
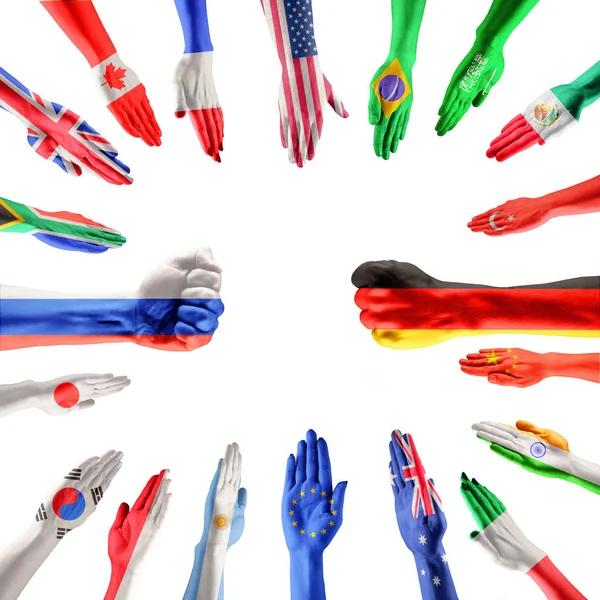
[52,488,86,520]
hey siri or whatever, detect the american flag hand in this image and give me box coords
[261,0,348,167]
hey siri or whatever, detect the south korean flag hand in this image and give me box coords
[36,451,123,540]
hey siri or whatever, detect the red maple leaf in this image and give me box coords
[102,63,127,90]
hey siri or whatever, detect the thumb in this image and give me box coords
[324,76,349,118]
[331,481,348,518]
[515,420,543,435]
[173,81,187,118]
[368,87,382,126]
[111,502,130,531]
[237,488,248,515]
[472,69,501,108]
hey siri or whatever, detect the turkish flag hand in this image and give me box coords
[468,197,552,236]
[460,348,552,388]
[105,471,171,600]
[93,56,162,147]
[174,53,223,162]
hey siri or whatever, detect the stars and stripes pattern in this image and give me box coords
[394,431,443,518]
[261,0,332,163]
[35,503,48,522]
[0,66,130,180]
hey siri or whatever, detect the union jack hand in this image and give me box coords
[174,52,224,162]
[36,450,123,542]
[261,0,348,167]
[0,66,133,185]
[389,430,446,557]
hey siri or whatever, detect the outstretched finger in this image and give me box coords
[189,110,212,157]
[495,131,541,162]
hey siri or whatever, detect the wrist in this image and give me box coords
[473,30,505,51]
[290,550,325,600]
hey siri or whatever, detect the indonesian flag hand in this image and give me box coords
[105,471,171,600]
[0,66,133,185]
[0,196,126,253]
[174,52,223,163]
[473,420,600,494]
[486,89,578,162]
[37,450,123,541]
[36,373,130,415]
[92,55,161,147]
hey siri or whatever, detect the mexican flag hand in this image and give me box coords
[473,420,600,494]
[460,474,586,600]
[487,60,600,161]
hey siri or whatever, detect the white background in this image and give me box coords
[1,0,599,599]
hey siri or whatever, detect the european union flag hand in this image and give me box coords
[389,430,458,600]
[283,430,347,600]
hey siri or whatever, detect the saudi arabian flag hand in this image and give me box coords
[435,44,504,136]
[473,420,600,494]
[0,196,125,253]
[460,474,546,572]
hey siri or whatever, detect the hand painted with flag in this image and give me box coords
[183,444,246,600]
[0,373,130,418]
[486,60,600,162]
[0,196,126,253]
[174,53,224,162]
[0,450,123,600]
[352,260,600,350]
[38,450,123,541]
[40,0,161,146]
[0,66,132,185]
[389,431,457,599]
[105,471,171,600]
[369,58,413,160]
[460,348,600,387]
[435,44,504,136]
[460,474,586,599]
[283,430,347,600]
[261,0,348,168]
[473,420,600,495]
[0,246,225,352]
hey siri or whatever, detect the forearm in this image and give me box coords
[413,548,458,600]
[290,552,326,600]
[0,285,137,351]
[197,543,228,600]
[545,353,600,383]
[527,556,585,600]
[0,525,59,600]
[475,0,541,47]
[40,0,116,67]
[570,60,600,108]
[174,0,213,53]
[388,0,427,62]
[542,175,600,218]
[0,381,38,417]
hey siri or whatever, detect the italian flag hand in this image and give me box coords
[460,474,586,600]
[473,420,600,494]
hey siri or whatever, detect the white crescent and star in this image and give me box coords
[489,211,506,231]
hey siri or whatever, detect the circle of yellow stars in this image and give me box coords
[486,349,518,374]
[289,487,337,539]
